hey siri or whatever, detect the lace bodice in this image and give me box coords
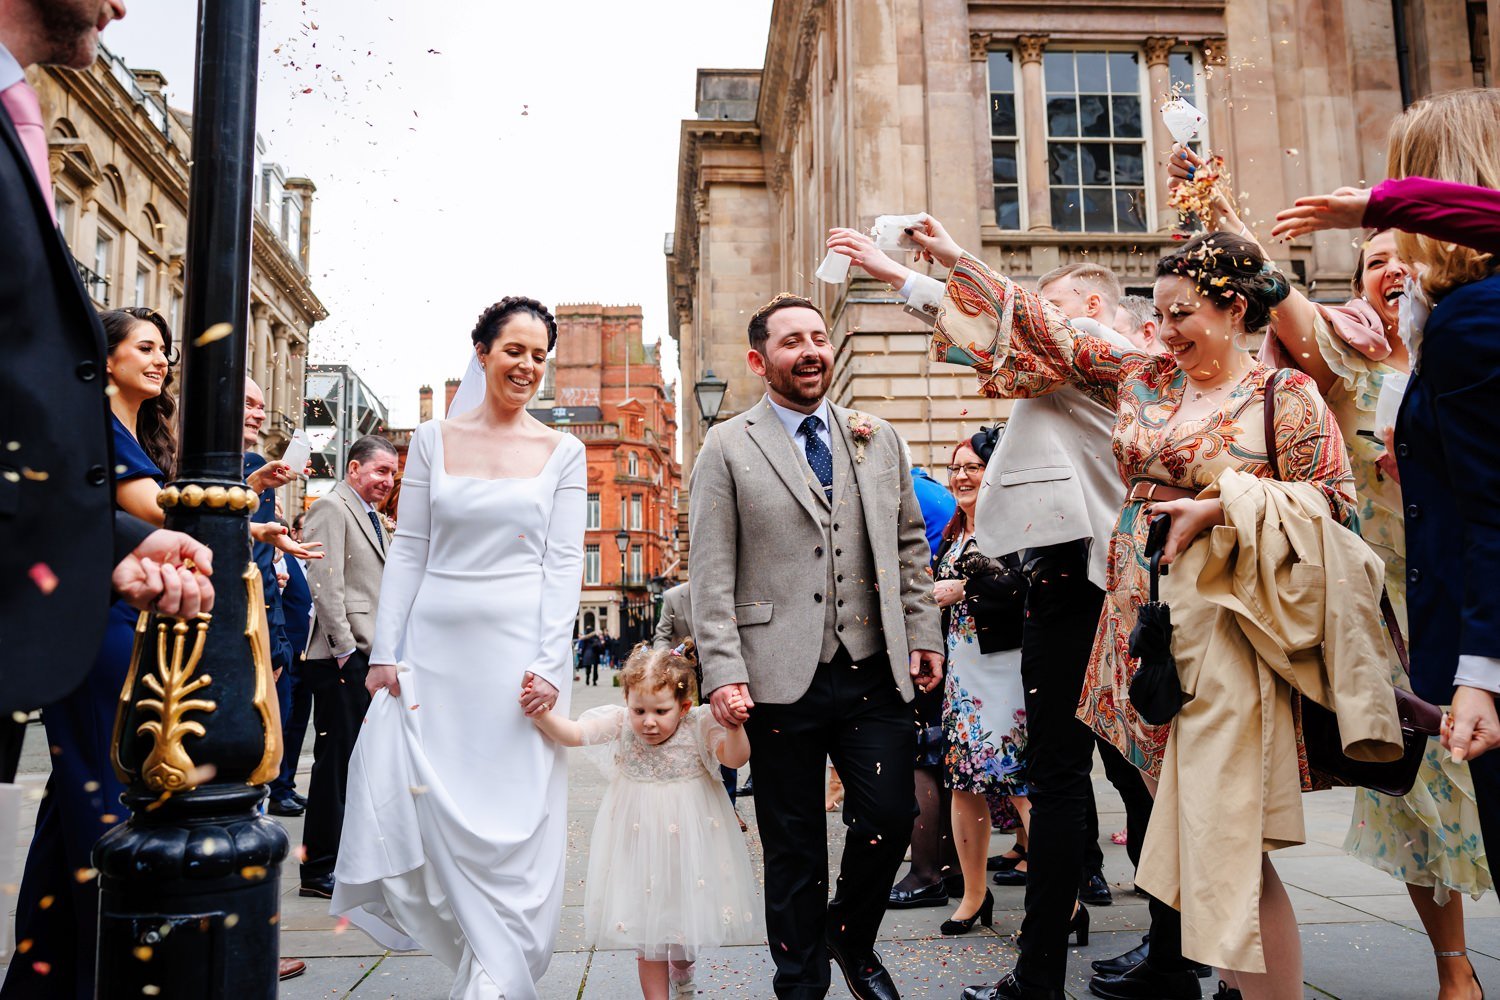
[577,705,725,784]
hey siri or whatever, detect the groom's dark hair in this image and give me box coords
[747,293,825,354]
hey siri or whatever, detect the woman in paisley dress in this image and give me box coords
[916,217,1356,999]
[934,432,1029,935]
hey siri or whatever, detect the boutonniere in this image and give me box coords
[381,514,397,535]
[846,412,878,463]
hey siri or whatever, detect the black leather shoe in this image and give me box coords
[289,791,308,808]
[826,937,899,1000]
[1211,983,1243,1000]
[298,874,334,899]
[940,890,993,935]
[961,971,1064,1000]
[1092,935,1149,976]
[987,845,1027,872]
[1079,870,1113,906]
[268,796,305,817]
[738,776,754,797]
[1088,963,1202,1000]
[992,864,1027,887]
[887,880,949,909]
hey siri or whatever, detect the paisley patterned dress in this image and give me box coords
[930,255,1357,777]
[1306,309,1492,901]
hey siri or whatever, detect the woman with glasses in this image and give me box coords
[934,427,1034,937]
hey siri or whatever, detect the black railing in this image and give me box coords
[75,259,110,305]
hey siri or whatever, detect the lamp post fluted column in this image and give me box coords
[94,3,288,997]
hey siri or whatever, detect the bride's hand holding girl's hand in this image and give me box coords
[1149,497,1225,567]
[367,664,401,698]
[519,671,559,717]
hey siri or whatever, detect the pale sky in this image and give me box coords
[104,0,774,427]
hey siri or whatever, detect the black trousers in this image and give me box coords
[1475,751,1500,875]
[1013,544,1107,989]
[745,647,915,999]
[1085,734,1154,871]
[584,660,600,685]
[299,652,371,880]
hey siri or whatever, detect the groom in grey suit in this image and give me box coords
[690,293,944,1000]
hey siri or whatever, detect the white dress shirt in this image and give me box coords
[0,41,24,93]
[766,394,833,456]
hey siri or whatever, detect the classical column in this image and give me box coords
[250,303,271,389]
[271,323,290,426]
[1017,34,1052,231]
[1144,36,1179,231]
[1200,38,1233,176]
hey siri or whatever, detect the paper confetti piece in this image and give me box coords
[192,322,234,347]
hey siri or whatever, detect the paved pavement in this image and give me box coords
[4,675,1496,998]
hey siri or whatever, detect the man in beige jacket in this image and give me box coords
[298,435,397,900]
[689,293,943,1000]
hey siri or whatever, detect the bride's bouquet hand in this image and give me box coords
[367,663,401,699]
[520,671,559,717]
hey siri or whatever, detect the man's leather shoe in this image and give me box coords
[278,958,307,981]
[887,879,949,909]
[298,874,334,899]
[962,971,1065,999]
[268,796,305,817]
[1079,870,1113,906]
[1088,962,1202,1000]
[289,791,308,808]
[826,936,899,1000]
[991,865,1027,887]
[1092,935,1149,976]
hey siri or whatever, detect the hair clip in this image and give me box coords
[672,642,690,657]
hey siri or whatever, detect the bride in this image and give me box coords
[331,296,586,1000]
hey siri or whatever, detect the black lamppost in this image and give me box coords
[615,527,630,635]
[693,369,728,428]
[94,2,288,996]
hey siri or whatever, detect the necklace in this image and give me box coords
[1186,366,1252,402]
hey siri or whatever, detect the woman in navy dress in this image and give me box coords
[5,308,173,1000]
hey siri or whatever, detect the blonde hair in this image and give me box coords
[1386,88,1500,300]
[619,642,698,704]
[1037,262,1123,314]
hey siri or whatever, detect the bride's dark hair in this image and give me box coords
[471,296,558,353]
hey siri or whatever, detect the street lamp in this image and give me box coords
[95,1,286,996]
[693,369,728,427]
[614,528,630,637]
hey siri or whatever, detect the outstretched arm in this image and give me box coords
[527,703,585,747]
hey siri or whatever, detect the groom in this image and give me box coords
[690,293,944,1000]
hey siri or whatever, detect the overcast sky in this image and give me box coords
[104,1,774,427]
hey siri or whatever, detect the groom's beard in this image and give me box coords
[765,359,831,408]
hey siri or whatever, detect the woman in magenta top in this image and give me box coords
[1273,175,1500,255]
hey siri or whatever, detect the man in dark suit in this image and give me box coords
[580,632,601,685]
[0,0,214,785]
[271,512,314,814]
[1395,268,1500,856]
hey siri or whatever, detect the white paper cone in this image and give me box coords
[1161,99,1205,144]
[873,213,928,252]
[815,250,852,284]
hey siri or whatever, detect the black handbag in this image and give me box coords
[957,547,1027,653]
[1262,371,1442,797]
[1127,513,1183,726]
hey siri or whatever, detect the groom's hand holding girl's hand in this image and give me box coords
[709,683,754,729]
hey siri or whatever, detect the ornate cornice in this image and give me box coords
[758,0,827,184]
[1201,37,1228,67]
[251,216,328,325]
[1017,34,1050,65]
[970,32,997,62]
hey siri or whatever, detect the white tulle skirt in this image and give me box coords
[583,772,762,959]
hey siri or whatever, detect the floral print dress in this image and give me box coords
[1306,309,1492,902]
[939,534,1029,796]
[931,254,1357,778]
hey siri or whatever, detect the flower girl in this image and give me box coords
[525,643,761,998]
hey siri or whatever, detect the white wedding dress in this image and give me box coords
[332,418,586,1000]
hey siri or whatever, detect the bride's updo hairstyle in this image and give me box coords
[619,642,699,705]
[1155,233,1291,332]
[471,296,559,353]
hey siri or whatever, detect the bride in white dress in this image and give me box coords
[332,297,586,1000]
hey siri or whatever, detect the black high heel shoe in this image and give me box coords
[940,890,994,935]
[987,844,1028,872]
[1069,903,1090,946]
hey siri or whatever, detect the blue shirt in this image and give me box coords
[110,415,163,491]
[910,466,956,563]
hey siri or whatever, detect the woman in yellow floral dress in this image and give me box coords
[913,218,1357,1000]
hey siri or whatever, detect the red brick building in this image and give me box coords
[538,305,681,645]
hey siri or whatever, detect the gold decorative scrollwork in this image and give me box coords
[244,562,284,785]
[135,617,217,792]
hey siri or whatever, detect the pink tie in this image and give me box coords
[1,79,57,224]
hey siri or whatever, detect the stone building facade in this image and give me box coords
[667,0,1496,487]
[34,43,326,508]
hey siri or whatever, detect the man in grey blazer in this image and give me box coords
[652,581,692,653]
[690,293,943,1000]
[297,434,398,900]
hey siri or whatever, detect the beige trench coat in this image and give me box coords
[1136,470,1404,973]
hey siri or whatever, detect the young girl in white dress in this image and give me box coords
[526,643,761,998]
